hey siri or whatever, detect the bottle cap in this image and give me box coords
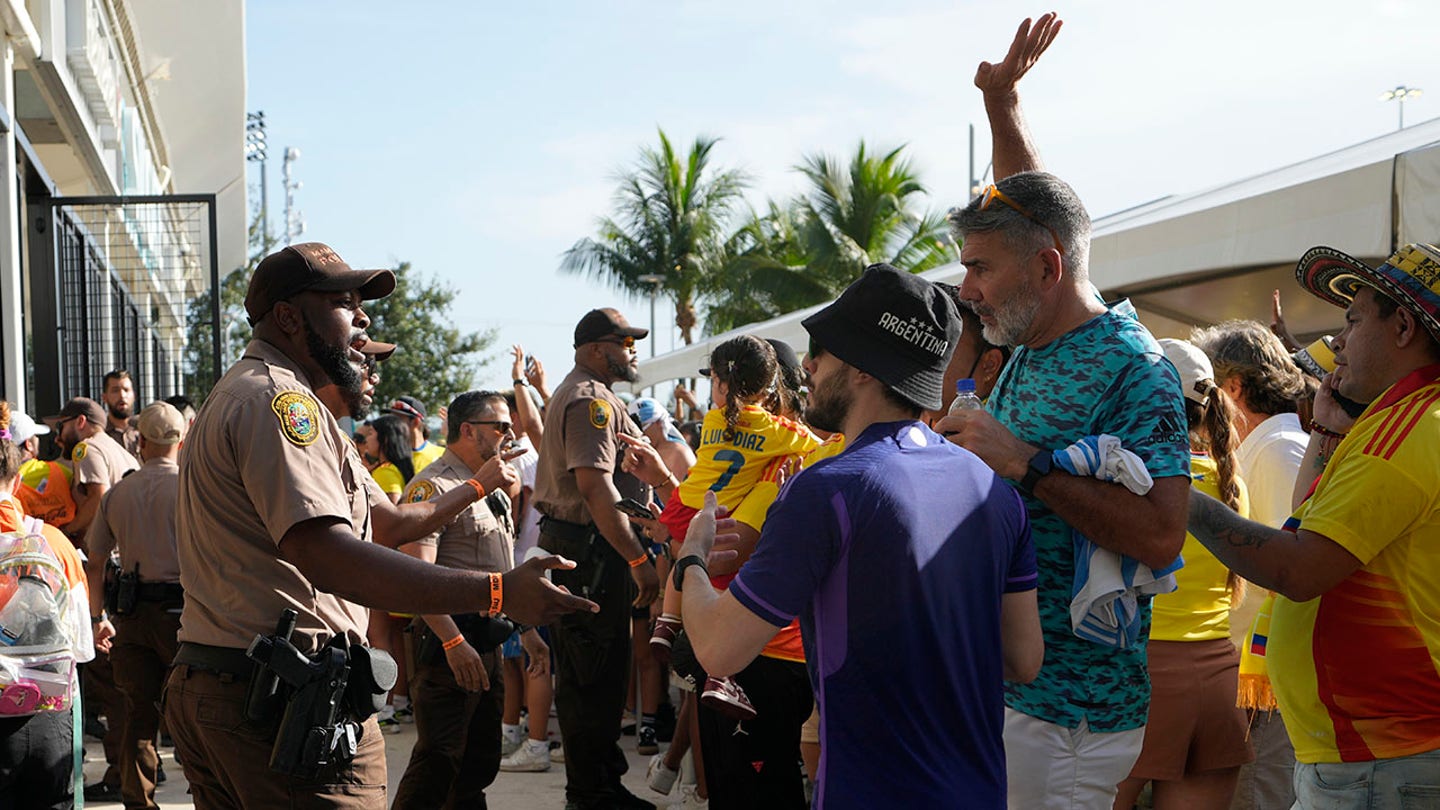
[956,378,977,393]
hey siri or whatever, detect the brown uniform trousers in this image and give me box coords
[391,636,504,810]
[111,600,181,809]
[163,664,387,809]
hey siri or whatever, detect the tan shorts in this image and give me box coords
[799,703,820,745]
[1129,638,1254,781]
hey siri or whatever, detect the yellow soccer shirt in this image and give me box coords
[369,462,405,498]
[678,406,817,514]
[731,432,847,531]
[412,441,444,473]
[1269,368,1440,764]
[1150,453,1249,641]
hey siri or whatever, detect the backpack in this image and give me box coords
[0,526,77,716]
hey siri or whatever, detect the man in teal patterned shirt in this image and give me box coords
[933,14,1190,809]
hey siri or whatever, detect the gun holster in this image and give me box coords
[112,565,140,616]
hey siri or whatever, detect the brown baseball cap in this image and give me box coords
[43,397,106,427]
[137,401,186,445]
[244,242,397,325]
[573,307,648,347]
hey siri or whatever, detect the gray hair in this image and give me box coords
[948,171,1092,281]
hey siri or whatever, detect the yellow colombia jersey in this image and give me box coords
[732,431,847,532]
[1270,369,1440,764]
[412,441,444,473]
[1149,453,1249,642]
[370,463,405,497]
[678,405,817,513]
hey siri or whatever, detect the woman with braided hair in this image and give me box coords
[1114,340,1254,810]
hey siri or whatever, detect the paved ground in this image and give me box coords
[82,713,685,809]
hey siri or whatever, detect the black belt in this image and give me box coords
[174,642,253,679]
[138,582,184,603]
[538,515,595,544]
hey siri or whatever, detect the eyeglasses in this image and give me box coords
[598,335,637,351]
[978,184,1066,255]
[466,420,513,435]
[807,336,826,360]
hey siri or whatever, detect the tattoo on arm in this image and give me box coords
[1188,489,1283,551]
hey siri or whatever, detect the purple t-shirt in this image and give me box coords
[731,420,1036,809]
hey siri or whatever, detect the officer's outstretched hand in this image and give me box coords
[500,555,600,626]
[446,638,489,692]
[475,447,527,495]
[631,555,659,609]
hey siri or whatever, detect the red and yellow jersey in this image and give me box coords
[15,459,76,529]
[677,406,817,513]
[1270,366,1440,763]
[1150,453,1249,641]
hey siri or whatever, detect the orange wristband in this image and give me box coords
[442,634,465,651]
[628,553,649,569]
[488,572,503,615]
[464,478,486,500]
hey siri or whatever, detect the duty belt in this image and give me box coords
[537,515,595,544]
[174,642,253,680]
[137,582,184,603]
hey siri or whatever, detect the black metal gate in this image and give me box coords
[28,194,220,416]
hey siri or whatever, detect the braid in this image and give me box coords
[1192,383,1248,601]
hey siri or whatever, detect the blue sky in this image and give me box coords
[245,0,1438,393]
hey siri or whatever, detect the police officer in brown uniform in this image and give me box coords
[46,395,139,802]
[536,308,661,810]
[393,389,550,808]
[163,242,596,810]
[102,369,142,458]
[85,401,187,810]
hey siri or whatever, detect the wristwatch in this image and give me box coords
[1019,449,1053,495]
[672,554,708,592]
[513,379,528,387]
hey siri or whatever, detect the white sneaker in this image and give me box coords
[646,753,679,795]
[501,725,525,757]
[550,740,564,764]
[679,785,709,809]
[498,740,551,772]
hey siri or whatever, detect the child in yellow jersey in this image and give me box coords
[1116,340,1254,810]
[651,336,817,720]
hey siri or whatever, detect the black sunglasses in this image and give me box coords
[807,336,826,360]
[466,420,513,434]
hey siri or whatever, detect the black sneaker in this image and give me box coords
[83,781,122,802]
[637,725,659,755]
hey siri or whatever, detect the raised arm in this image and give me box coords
[976,13,1063,180]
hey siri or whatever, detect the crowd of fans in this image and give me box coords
[0,11,1437,810]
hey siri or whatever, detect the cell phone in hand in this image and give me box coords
[615,498,657,522]
[525,355,536,372]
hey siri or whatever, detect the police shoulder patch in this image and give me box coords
[589,399,612,430]
[405,480,437,504]
[270,391,322,447]
[72,443,88,462]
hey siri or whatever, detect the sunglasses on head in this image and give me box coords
[599,335,637,350]
[978,184,1066,255]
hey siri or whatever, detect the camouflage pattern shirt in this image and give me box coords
[989,299,1188,732]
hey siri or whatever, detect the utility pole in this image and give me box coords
[283,147,305,245]
[245,111,268,242]
[1381,85,1423,131]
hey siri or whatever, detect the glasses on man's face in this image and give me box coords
[466,420,513,435]
[599,335,637,351]
[807,336,826,361]
[978,184,1066,255]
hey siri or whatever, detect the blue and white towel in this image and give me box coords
[1055,435,1183,649]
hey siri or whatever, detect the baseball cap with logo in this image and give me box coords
[43,397,107,428]
[573,308,648,348]
[1297,243,1440,342]
[137,401,186,445]
[7,412,49,444]
[384,396,426,421]
[1158,339,1217,406]
[801,263,960,411]
[244,242,397,325]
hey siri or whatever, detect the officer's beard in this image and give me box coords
[107,403,132,420]
[607,356,639,384]
[304,319,368,419]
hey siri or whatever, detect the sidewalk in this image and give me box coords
[82,714,683,809]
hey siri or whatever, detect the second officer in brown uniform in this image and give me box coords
[535,308,660,810]
[85,401,187,810]
[392,389,549,808]
[163,242,595,810]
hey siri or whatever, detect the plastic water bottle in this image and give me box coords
[0,578,64,651]
[948,378,983,413]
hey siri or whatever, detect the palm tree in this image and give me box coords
[704,201,831,334]
[561,130,748,345]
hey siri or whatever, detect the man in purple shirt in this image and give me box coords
[675,264,1043,808]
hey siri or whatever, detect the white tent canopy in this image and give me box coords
[633,118,1440,391]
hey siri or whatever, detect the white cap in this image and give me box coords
[7,411,49,444]
[1159,338,1216,406]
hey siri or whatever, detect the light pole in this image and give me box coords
[282,147,306,245]
[245,111,268,242]
[638,274,665,358]
[1380,85,1423,131]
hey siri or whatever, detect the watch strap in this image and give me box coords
[671,554,708,593]
[1019,449,1053,494]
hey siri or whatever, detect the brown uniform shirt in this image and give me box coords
[402,449,513,574]
[175,339,372,652]
[72,429,140,489]
[106,419,141,459]
[534,366,649,525]
[86,457,181,583]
